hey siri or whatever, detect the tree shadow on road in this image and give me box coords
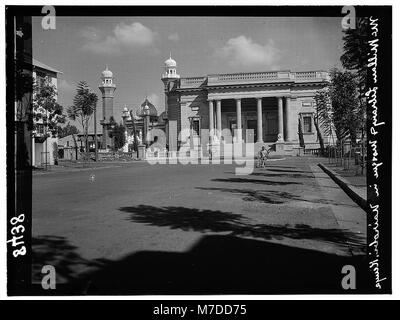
[211,177,302,186]
[84,234,369,295]
[31,210,367,294]
[196,186,358,208]
[32,235,109,292]
[119,205,365,249]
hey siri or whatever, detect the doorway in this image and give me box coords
[265,111,278,142]
[247,119,257,143]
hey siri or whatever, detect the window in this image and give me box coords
[36,124,44,135]
[230,120,237,135]
[37,76,46,88]
[303,116,312,133]
[192,120,200,136]
[302,101,313,108]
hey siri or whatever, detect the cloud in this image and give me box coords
[168,33,179,42]
[57,79,74,95]
[215,35,280,68]
[81,22,156,54]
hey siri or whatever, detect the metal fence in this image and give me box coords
[325,142,367,175]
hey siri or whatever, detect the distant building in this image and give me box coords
[161,55,331,156]
[122,97,167,153]
[32,59,62,166]
[58,134,78,160]
[58,133,102,160]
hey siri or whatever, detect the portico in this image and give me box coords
[207,96,291,144]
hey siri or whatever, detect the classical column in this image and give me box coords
[235,99,242,142]
[277,97,284,141]
[208,100,214,138]
[257,98,263,143]
[216,99,222,139]
[284,97,291,141]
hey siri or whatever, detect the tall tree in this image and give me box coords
[57,122,79,138]
[341,17,370,84]
[315,88,336,146]
[67,81,98,158]
[340,17,369,140]
[328,68,361,144]
[109,122,127,151]
[33,79,65,137]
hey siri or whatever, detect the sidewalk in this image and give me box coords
[318,157,367,212]
[32,160,143,175]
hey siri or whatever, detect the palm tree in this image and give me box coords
[67,81,98,160]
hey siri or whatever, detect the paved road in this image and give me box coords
[32,157,367,294]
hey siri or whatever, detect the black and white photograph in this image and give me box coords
[4,4,393,299]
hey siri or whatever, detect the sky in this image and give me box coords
[32,16,345,133]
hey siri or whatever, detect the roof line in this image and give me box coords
[32,58,63,74]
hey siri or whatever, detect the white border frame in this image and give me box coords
[0,0,398,300]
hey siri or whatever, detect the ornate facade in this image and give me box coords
[162,55,330,156]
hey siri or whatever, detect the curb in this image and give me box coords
[318,163,368,213]
[33,165,124,175]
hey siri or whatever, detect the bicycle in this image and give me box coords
[256,147,272,168]
[256,155,268,168]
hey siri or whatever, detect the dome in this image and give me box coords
[136,98,158,118]
[164,53,177,68]
[158,111,167,123]
[101,65,113,78]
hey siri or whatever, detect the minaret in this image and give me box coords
[161,53,180,152]
[161,53,180,115]
[99,65,116,149]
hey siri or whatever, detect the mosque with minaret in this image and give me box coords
[98,64,166,152]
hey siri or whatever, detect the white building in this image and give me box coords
[162,55,332,156]
[32,59,62,166]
